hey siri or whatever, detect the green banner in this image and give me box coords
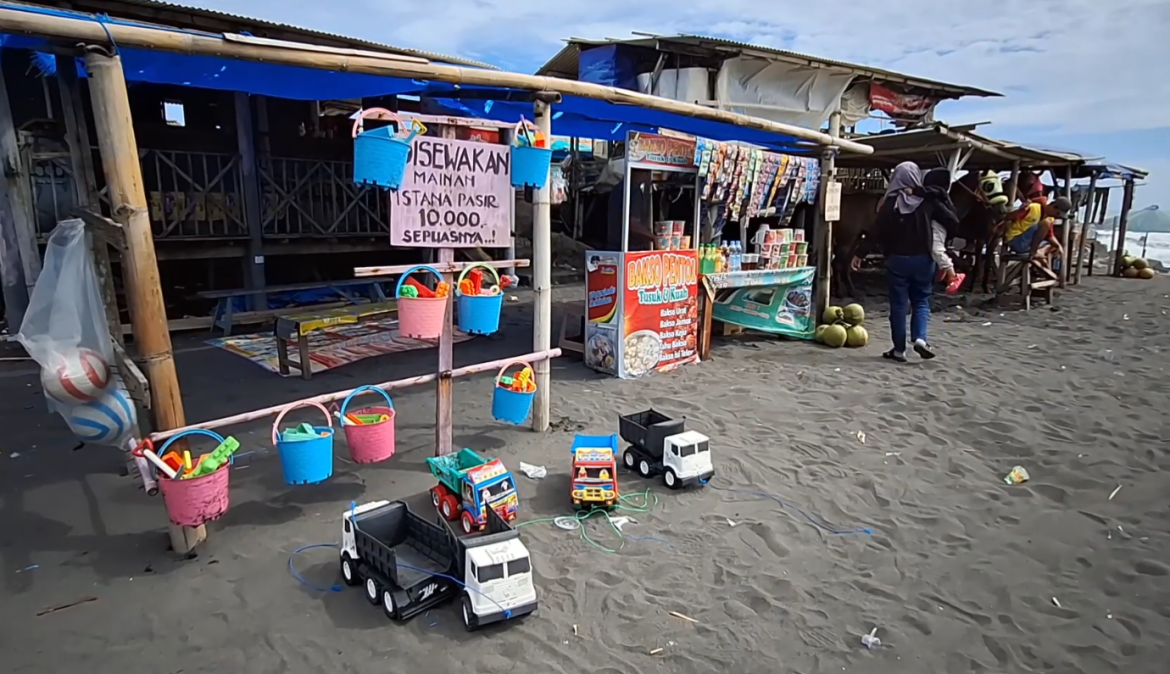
[709,267,816,340]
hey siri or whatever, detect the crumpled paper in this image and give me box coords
[518,461,547,479]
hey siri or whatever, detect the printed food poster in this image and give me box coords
[711,266,816,339]
[584,252,621,375]
[620,250,699,378]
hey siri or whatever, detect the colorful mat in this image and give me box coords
[207,317,474,376]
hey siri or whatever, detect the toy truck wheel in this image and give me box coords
[623,449,636,469]
[461,595,478,632]
[340,553,360,587]
[663,468,680,490]
[430,489,441,508]
[461,511,476,535]
[381,588,398,620]
[440,496,458,521]
[364,577,381,605]
[637,459,653,478]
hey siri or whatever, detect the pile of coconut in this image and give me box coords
[1120,255,1158,279]
[815,303,869,349]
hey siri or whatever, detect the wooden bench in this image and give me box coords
[198,277,394,335]
[274,301,399,380]
[997,252,1058,311]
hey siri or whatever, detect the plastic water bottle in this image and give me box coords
[861,627,881,649]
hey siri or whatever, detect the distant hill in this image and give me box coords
[1123,207,1170,233]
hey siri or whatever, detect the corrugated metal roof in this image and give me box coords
[71,0,500,69]
[835,123,1087,171]
[536,35,1000,99]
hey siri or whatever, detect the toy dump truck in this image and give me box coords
[618,409,714,489]
[340,500,537,631]
[427,448,519,534]
[569,434,620,509]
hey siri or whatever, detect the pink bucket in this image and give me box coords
[144,429,232,527]
[395,265,448,340]
[339,385,396,464]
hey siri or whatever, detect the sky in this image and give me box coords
[188,0,1170,213]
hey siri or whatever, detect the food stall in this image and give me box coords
[584,132,701,378]
[691,138,822,358]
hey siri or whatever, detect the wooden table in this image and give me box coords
[199,277,394,335]
[273,301,398,380]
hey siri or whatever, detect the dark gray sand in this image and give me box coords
[2,275,1169,673]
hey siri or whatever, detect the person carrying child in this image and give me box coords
[916,168,965,294]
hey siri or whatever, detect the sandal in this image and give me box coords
[882,349,907,363]
[913,339,936,360]
[945,272,966,295]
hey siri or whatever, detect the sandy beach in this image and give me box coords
[2,274,1169,673]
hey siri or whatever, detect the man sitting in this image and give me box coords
[1004,196,1073,268]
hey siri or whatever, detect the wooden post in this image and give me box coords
[435,125,456,456]
[85,50,201,553]
[1111,179,1135,277]
[235,92,267,311]
[1059,165,1073,288]
[813,110,840,313]
[1074,170,1098,284]
[500,126,516,279]
[0,49,42,315]
[531,99,552,432]
[1005,161,1021,207]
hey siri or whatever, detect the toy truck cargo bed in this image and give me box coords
[619,409,685,459]
[427,448,491,491]
[350,501,456,618]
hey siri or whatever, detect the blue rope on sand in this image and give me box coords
[288,543,343,592]
[711,483,873,536]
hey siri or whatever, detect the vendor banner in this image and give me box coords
[584,251,621,375]
[389,136,513,248]
[711,266,815,339]
[621,250,699,378]
[627,132,697,170]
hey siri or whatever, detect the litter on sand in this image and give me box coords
[518,462,547,479]
[36,596,97,617]
[649,648,664,655]
[1108,484,1122,500]
[669,611,700,624]
[855,430,866,444]
[861,627,881,649]
[1052,597,1062,608]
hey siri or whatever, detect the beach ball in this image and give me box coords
[64,386,136,445]
[41,348,111,404]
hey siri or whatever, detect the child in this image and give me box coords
[917,168,965,294]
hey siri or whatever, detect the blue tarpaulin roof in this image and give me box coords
[0,2,815,152]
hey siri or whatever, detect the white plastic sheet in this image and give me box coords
[16,219,136,447]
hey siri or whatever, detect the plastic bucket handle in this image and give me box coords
[512,119,543,148]
[455,263,502,296]
[158,428,228,455]
[393,264,446,298]
[351,108,421,140]
[494,358,535,388]
[271,400,334,444]
[339,385,395,417]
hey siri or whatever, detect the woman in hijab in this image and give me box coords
[873,162,939,362]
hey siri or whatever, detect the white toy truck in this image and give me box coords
[340,500,537,631]
[618,409,714,489]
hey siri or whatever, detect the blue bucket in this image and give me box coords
[491,360,536,425]
[271,401,335,485]
[351,109,424,190]
[510,145,552,188]
[456,263,505,335]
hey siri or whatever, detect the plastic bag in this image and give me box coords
[15,219,137,447]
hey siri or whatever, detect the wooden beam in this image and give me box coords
[353,259,530,277]
[1059,165,1072,288]
[1111,179,1135,276]
[234,92,267,310]
[85,50,202,554]
[1073,171,1098,285]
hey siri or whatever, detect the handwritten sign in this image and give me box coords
[389,136,513,247]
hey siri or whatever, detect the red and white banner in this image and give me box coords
[869,83,937,119]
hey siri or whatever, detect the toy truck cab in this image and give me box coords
[569,434,620,509]
[443,505,538,632]
[428,449,520,535]
[619,409,714,489]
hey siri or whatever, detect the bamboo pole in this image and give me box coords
[1074,171,1098,284]
[0,7,872,156]
[1059,165,1073,288]
[84,50,201,554]
[532,100,552,432]
[148,348,563,442]
[435,125,456,456]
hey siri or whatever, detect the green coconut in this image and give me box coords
[822,305,844,324]
[814,324,829,343]
[1123,255,1137,268]
[842,303,865,326]
[1122,267,1139,278]
[1133,258,1150,271]
[1139,267,1156,279]
[822,323,848,348]
[845,325,869,348]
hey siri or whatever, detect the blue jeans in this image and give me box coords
[1007,224,1038,254]
[886,254,935,353]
